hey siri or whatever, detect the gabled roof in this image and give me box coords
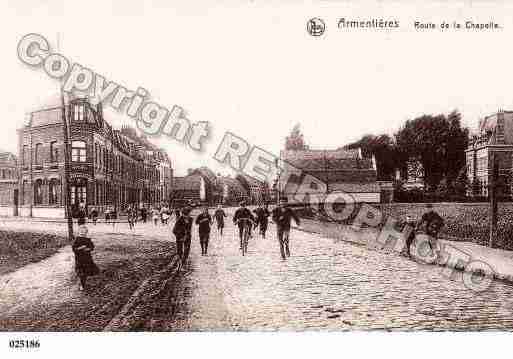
[281,149,372,171]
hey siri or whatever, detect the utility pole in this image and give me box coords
[29,114,33,218]
[489,152,499,248]
[61,91,74,241]
[275,156,281,204]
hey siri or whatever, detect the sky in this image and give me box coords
[1,0,513,176]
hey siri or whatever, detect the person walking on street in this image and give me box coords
[254,203,270,238]
[196,206,213,256]
[152,207,160,226]
[173,207,193,264]
[214,205,227,236]
[72,221,100,291]
[272,198,300,260]
[160,204,170,225]
[127,205,136,230]
[140,206,148,223]
[90,207,98,225]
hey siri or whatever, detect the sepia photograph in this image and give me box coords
[1,1,513,358]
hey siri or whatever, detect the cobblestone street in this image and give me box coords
[3,214,513,331]
[167,217,513,331]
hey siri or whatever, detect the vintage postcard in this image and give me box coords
[1,0,512,357]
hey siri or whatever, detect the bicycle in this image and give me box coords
[235,218,254,256]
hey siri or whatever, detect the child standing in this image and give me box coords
[72,224,100,291]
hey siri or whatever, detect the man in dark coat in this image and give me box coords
[253,203,271,238]
[272,198,300,260]
[214,205,227,236]
[196,206,213,256]
[173,206,193,264]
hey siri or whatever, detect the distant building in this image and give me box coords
[279,148,382,203]
[466,110,513,197]
[171,170,253,206]
[0,151,18,216]
[235,174,270,204]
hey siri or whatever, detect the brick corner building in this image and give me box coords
[12,95,173,218]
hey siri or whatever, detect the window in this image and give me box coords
[73,104,85,122]
[71,141,87,162]
[49,179,58,205]
[50,141,59,162]
[34,179,43,205]
[34,143,42,166]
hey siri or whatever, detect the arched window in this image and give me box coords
[34,179,43,205]
[49,179,59,205]
[71,141,87,162]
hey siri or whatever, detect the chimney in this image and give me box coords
[371,154,377,171]
[496,110,505,144]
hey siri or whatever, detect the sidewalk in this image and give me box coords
[296,218,513,284]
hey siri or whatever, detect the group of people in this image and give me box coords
[171,198,301,264]
[71,198,445,291]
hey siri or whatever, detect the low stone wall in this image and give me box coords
[377,202,513,249]
[296,201,513,250]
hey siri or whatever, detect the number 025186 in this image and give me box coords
[9,339,40,349]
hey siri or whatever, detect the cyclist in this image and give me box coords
[272,197,300,260]
[414,203,444,261]
[233,201,255,248]
[253,203,270,238]
[214,205,227,235]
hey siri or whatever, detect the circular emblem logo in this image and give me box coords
[307,18,326,36]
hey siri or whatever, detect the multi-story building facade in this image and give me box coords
[466,110,513,198]
[13,96,172,218]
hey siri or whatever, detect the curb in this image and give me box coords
[103,255,182,331]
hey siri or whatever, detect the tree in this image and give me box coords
[395,111,469,190]
[285,123,309,150]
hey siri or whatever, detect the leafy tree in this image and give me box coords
[395,111,469,190]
